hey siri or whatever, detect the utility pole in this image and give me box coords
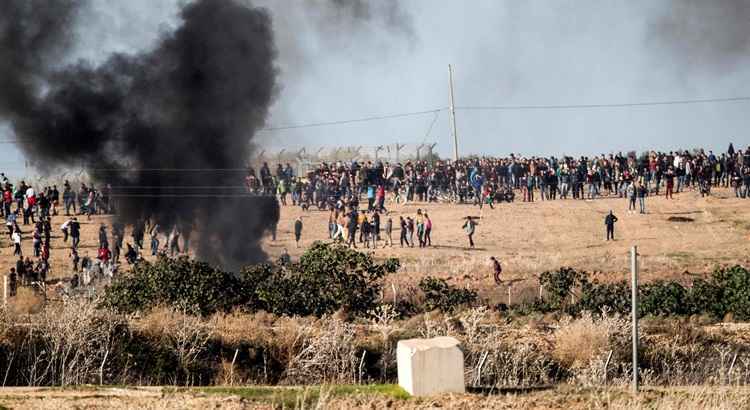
[631,246,639,394]
[448,64,459,162]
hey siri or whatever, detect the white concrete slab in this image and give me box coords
[397,336,465,396]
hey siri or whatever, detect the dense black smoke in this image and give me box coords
[649,0,750,70]
[0,0,279,269]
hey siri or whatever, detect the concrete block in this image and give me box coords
[397,336,465,396]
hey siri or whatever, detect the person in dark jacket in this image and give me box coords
[293,217,303,248]
[399,216,409,247]
[70,218,81,249]
[490,256,502,285]
[605,210,618,241]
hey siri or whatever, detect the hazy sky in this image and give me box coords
[2,0,750,174]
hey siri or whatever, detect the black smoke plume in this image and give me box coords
[0,0,279,269]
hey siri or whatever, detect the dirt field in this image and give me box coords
[0,385,748,409]
[268,187,750,301]
[1,187,748,300]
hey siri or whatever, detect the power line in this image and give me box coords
[0,95,749,144]
[258,108,446,131]
[456,95,750,111]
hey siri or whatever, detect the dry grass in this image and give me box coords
[3,384,750,409]
[553,311,629,369]
[7,287,45,315]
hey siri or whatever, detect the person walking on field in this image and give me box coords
[293,217,303,248]
[490,256,502,285]
[424,213,433,247]
[11,228,22,256]
[383,216,393,248]
[399,216,409,247]
[463,216,478,249]
[605,210,618,241]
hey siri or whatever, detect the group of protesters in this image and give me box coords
[256,144,749,250]
[2,143,749,294]
[320,206,434,250]
[250,144,750,214]
[0,174,188,293]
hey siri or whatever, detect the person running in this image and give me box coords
[463,216,477,249]
[490,256,502,285]
[294,217,303,248]
[605,210,618,241]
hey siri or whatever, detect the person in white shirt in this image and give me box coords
[11,230,22,256]
[60,218,71,242]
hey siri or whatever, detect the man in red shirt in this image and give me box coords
[98,246,111,265]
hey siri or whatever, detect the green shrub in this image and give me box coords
[578,280,630,315]
[539,267,586,312]
[687,278,723,318]
[104,242,399,317]
[418,277,478,312]
[703,265,750,320]
[639,281,688,316]
[103,256,242,315]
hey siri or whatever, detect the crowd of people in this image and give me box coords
[254,144,749,250]
[0,175,194,295]
[1,144,748,294]
[248,144,750,214]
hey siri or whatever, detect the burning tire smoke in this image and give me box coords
[0,0,280,269]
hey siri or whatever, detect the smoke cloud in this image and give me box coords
[648,0,750,70]
[0,0,280,269]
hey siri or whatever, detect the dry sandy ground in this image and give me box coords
[269,187,750,302]
[0,385,748,409]
[0,187,747,302]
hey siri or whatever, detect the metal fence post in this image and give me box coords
[631,246,639,394]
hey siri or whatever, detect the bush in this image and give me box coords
[104,242,399,317]
[708,265,750,320]
[103,256,242,315]
[539,267,586,312]
[250,242,400,317]
[639,281,689,316]
[578,280,630,315]
[418,277,478,312]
